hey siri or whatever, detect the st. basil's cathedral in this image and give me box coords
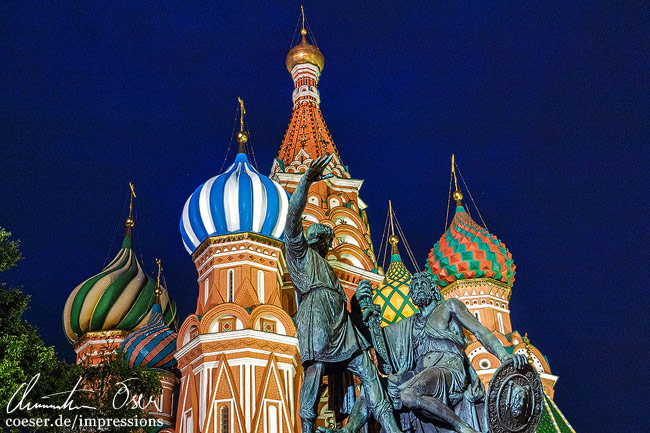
[62,11,575,433]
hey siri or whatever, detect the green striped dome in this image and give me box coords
[63,232,177,344]
[373,244,418,326]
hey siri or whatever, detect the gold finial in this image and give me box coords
[300,5,307,37]
[125,182,136,228]
[388,200,400,253]
[154,258,163,297]
[523,333,534,366]
[286,5,325,73]
[238,97,246,133]
[389,200,396,236]
[451,154,463,206]
[236,97,248,151]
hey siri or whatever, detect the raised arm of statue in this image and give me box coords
[285,154,334,239]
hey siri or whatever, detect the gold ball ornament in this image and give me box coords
[285,33,325,73]
[453,190,464,202]
[154,288,163,296]
[236,131,249,144]
[125,217,134,227]
[389,235,399,245]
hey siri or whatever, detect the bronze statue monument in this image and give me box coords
[326,271,541,433]
[286,154,542,433]
[284,155,404,433]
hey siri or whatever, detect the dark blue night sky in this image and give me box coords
[1,2,648,432]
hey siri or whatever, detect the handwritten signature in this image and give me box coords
[6,374,160,413]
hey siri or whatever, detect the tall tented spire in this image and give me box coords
[271,7,349,179]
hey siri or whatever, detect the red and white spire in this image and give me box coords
[271,7,349,179]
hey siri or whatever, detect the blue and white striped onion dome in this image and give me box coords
[180,152,291,254]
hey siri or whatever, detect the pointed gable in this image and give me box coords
[202,354,246,433]
[251,353,294,433]
[233,277,260,310]
[177,365,201,433]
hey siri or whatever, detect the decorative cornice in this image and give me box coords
[325,177,364,191]
[154,369,181,384]
[74,330,129,349]
[174,329,299,360]
[329,259,383,283]
[270,172,364,193]
[270,172,302,185]
[441,278,511,297]
[192,232,285,261]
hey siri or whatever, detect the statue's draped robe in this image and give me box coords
[382,313,488,433]
[285,230,366,418]
[285,231,369,364]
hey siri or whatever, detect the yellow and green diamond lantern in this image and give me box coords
[372,235,418,326]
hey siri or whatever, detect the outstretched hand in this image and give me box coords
[305,154,334,182]
[504,353,528,370]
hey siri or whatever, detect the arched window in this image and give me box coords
[227,269,234,302]
[204,279,209,306]
[497,313,505,334]
[184,411,193,433]
[257,270,265,303]
[220,406,229,433]
[338,233,360,247]
[474,311,481,322]
[183,326,198,345]
[268,405,278,433]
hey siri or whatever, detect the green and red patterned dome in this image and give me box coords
[426,205,515,287]
[373,236,418,326]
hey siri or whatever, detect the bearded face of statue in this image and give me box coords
[409,272,442,307]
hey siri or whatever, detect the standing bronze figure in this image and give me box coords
[284,155,403,433]
[325,271,537,433]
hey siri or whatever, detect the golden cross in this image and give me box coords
[155,258,163,291]
[451,154,458,191]
[127,182,136,222]
[238,97,246,132]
